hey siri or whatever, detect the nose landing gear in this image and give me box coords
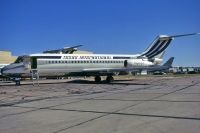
[14,78,21,86]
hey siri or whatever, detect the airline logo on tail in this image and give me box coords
[139,33,200,59]
[141,35,172,59]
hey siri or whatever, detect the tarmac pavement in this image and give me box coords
[0,75,200,133]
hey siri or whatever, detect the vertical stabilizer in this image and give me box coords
[163,57,174,67]
[140,33,200,59]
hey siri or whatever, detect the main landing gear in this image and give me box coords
[94,76,101,83]
[94,75,114,83]
[106,75,114,83]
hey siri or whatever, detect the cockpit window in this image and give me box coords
[14,57,23,63]
[14,56,31,63]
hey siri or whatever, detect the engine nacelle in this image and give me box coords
[124,60,138,67]
[124,59,153,68]
[151,58,163,64]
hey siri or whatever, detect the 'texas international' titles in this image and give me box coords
[63,56,112,60]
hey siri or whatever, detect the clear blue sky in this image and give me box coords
[0,0,200,66]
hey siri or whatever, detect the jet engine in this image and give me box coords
[124,60,140,67]
[149,58,163,64]
[124,59,154,67]
[124,60,134,67]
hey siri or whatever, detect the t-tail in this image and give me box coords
[139,33,200,61]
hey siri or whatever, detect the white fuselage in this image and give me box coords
[31,53,154,75]
[1,53,161,77]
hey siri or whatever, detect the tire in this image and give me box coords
[94,76,101,83]
[106,76,114,83]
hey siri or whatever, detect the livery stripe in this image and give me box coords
[145,40,167,57]
[141,40,161,56]
[34,56,62,59]
[113,57,131,59]
[148,39,172,58]
[2,65,25,71]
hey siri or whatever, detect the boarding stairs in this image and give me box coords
[30,69,39,86]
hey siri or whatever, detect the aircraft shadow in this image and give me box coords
[66,79,150,85]
[0,80,68,86]
[0,79,150,86]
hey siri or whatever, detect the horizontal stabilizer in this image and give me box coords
[170,33,200,38]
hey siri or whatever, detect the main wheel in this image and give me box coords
[94,76,101,83]
[106,76,114,83]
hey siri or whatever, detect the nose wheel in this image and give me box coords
[14,78,21,86]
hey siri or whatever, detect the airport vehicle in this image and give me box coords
[1,33,199,85]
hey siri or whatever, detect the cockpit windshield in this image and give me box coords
[14,56,31,63]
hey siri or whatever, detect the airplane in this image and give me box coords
[1,33,199,85]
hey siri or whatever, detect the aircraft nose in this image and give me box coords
[0,66,7,75]
[1,67,4,75]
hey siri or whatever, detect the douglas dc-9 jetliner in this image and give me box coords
[1,33,199,85]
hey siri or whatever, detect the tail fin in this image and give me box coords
[140,33,199,59]
[153,50,165,59]
[141,35,173,59]
[163,57,174,67]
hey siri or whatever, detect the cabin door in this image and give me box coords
[31,57,37,69]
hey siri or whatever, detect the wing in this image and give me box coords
[43,45,83,54]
